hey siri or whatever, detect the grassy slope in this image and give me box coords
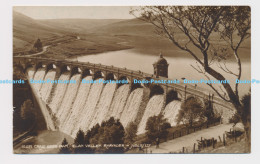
[42,38,132,59]
[88,19,186,57]
[13,12,133,56]
[13,11,76,54]
[38,19,125,33]
[13,11,250,61]
[88,18,250,60]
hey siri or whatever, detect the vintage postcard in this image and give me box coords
[12,6,251,154]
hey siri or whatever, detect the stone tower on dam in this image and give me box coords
[153,53,169,78]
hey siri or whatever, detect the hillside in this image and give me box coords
[88,18,156,35]
[13,11,250,61]
[85,18,191,58]
[38,19,125,33]
[38,18,158,36]
[87,18,250,60]
[13,11,71,53]
[13,11,133,55]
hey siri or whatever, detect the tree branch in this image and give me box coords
[190,64,231,102]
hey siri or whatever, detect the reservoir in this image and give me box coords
[72,49,251,96]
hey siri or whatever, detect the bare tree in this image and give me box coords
[131,6,250,128]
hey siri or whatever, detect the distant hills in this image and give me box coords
[13,10,161,55]
[13,11,67,53]
[87,19,157,36]
[38,19,126,33]
[13,10,250,61]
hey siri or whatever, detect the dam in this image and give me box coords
[14,55,236,138]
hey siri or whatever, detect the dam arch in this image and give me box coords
[46,64,56,72]
[36,62,44,70]
[82,68,91,78]
[117,75,130,88]
[58,65,69,76]
[130,82,143,92]
[93,70,104,80]
[166,89,180,105]
[129,77,145,92]
[149,84,164,98]
[70,67,80,76]
[105,72,115,81]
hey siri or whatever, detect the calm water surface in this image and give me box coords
[73,49,251,96]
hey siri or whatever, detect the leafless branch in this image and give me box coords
[217,62,238,76]
[191,63,231,102]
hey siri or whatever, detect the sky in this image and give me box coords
[13,6,137,19]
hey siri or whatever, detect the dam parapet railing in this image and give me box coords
[13,56,235,112]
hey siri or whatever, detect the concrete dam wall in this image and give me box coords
[26,67,186,138]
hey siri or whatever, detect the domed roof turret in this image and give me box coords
[154,53,168,65]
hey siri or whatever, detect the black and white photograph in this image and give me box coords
[11,6,252,154]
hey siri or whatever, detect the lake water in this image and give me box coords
[73,49,251,96]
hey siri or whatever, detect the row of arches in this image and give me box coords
[14,60,189,104]
[21,62,130,81]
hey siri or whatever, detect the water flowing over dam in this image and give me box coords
[63,76,93,136]
[27,68,35,80]
[109,84,130,120]
[120,88,144,128]
[137,94,165,134]
[79,78,104,133]
[26,68,56,130]
[23,63,234,138]
[88,82,117,129]
[48,71,70,114]
[33,67,46,92]
[56,74,81,127]
[40,69,56,102]
[163,100,182,126]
